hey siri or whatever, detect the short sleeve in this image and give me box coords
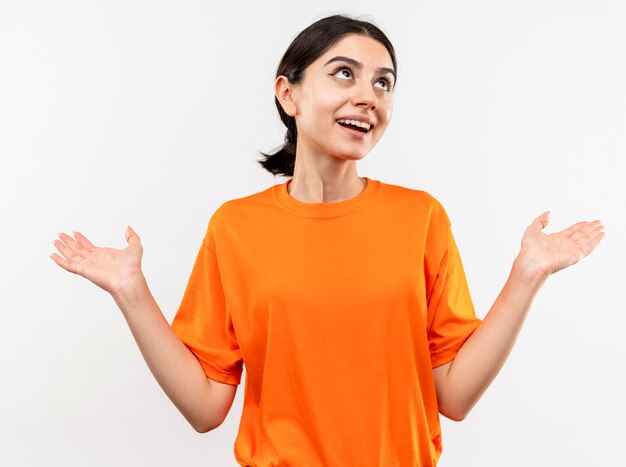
[425,200,482,369]
[170,214,243,385]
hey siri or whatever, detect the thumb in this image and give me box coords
[125,225,141,245]
[532,211,551,231]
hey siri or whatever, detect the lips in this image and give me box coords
[336,120,369,133]
[336,118,375,135]
[338,115,376,127]
[336,121,371,139]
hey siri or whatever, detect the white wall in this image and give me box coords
[1,1,624,465]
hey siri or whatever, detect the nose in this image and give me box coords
[351,82,378,111]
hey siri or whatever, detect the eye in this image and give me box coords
[331,67,353,80]
[375,77,393,92]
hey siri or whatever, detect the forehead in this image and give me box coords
[314,34,394,70]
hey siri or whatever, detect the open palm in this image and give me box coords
[51,226,144,295]
[520,212,605,276]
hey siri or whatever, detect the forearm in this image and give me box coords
[111,276,217,432]
[441,254,548,420]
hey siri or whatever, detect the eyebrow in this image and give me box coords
[323,55,396,82]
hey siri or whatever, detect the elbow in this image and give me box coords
[439,402,471,422]
[192,420,216,433]
[444,410,467,422]
[190,415,219,433]
[438,390,480,422]
[193,423,212,433]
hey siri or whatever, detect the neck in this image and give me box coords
[288,172,366,203]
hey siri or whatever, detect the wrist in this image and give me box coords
[110,271,148,302]
[512,252,550,286]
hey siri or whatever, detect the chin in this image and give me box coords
[332,153,369,162]
[330,146,373,161]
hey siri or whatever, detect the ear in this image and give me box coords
[275,75,298,117]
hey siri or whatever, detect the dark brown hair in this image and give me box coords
[257,14,397,177]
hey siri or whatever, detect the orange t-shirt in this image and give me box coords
[170,177,482,466]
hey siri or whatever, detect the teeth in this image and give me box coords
[337,119,371,131]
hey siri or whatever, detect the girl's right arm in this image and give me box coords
[111,274,236,433]
[51,227,236,433]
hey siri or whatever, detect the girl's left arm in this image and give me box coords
[433,211,605,421]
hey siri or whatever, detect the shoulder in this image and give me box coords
[380,180,449,219]
[209,184,274,222]
[204,184,277,242]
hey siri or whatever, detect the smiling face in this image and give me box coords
[275,33,395,163]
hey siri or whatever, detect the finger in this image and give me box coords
[574,227,605,256]
[126,225,140,242]
[57,232,81,252]
[57,231,90,257]
[580,220,602,233]
[52,237,77,262]
[125,225,142,249]
[526,211,550,235]
[589,224,605,236]
[589,231,606,249]
[72,230,96,252]
[49,251,78,274]
[571,222,604,242]
[560,220,591,237]
[561,220,602,236]
[579,224,605,242]
[535,211,550,229]
[570,230,589,242]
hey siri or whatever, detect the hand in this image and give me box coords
[518,211,605,277]
[51,226,145,295]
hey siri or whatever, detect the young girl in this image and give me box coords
[50,14,604,466]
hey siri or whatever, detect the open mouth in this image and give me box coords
[336,119,371,133]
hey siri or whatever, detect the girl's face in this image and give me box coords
[278,33,395,163]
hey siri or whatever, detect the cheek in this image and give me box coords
[314,90,343,107]
[308,94,343,122]
[379,105,393,125]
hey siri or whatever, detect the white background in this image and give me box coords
[1,1,624,466]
